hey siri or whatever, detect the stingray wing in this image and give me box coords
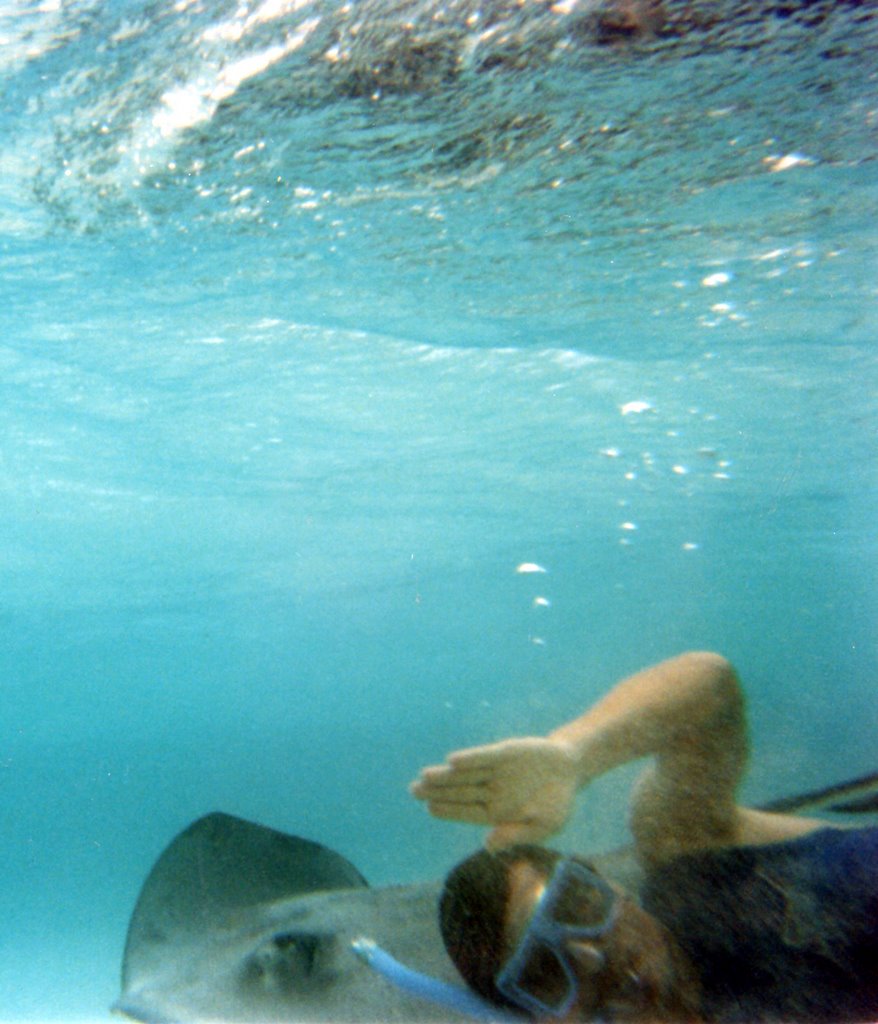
[120,811,368,991]
[115,813,466,1023]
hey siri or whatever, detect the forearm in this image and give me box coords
[547,651,745,786]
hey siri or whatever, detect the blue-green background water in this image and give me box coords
[1,0,876,1017]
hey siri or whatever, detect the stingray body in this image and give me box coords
[116,813,476,1022]
[117,774,878,1023]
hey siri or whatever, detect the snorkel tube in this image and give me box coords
[352,937,523,1023]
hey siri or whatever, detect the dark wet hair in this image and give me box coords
[438,844,563,1011]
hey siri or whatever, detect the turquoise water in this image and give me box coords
[1,0,876,1018]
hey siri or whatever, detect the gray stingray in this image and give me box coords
[114,813,470,1022]
[115,774,878,1023]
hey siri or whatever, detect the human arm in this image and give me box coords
[410,652,819,861]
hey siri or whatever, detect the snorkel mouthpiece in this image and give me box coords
[351,937,522,1022]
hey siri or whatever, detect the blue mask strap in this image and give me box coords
[351,937,523,1023]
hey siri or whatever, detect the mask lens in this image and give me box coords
[507,937,573,1013]
[547,863,615,930]
[497,860,617,1017]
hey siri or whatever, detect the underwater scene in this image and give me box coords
[1,0,876,1018]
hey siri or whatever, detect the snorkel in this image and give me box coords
[351,937,523,1022]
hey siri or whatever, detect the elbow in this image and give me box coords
[676,651,741,716]
[680,650,735,677]
[679,650,744,714]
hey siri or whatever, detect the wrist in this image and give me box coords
[546,733,592,787]
[547,728,604,787]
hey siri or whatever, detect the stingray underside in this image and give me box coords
[115,812,463,1023]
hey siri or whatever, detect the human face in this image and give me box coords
[496,858,618,1018]
[499,858,697,1023]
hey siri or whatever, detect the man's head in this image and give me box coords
[439,845,701,1022]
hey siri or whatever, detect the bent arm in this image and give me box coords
[552,651,821,861]
[411,652,819,861]
[549,651,748,861]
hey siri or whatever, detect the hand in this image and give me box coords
[409,736,579,849]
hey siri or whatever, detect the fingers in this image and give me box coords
[409,761,494,802]
[408,742,514,788]
[414,782,490,807]
[411,740,527,792]
[413,778,531,828]
[447,741,518,770]
[411,760,509,826]
[410,737,574,848]
[415,762,492,787]
[427,799,492,825]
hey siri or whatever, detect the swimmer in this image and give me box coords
[410,652,878,1022]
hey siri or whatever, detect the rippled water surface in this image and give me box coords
[1,0,876,1017]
